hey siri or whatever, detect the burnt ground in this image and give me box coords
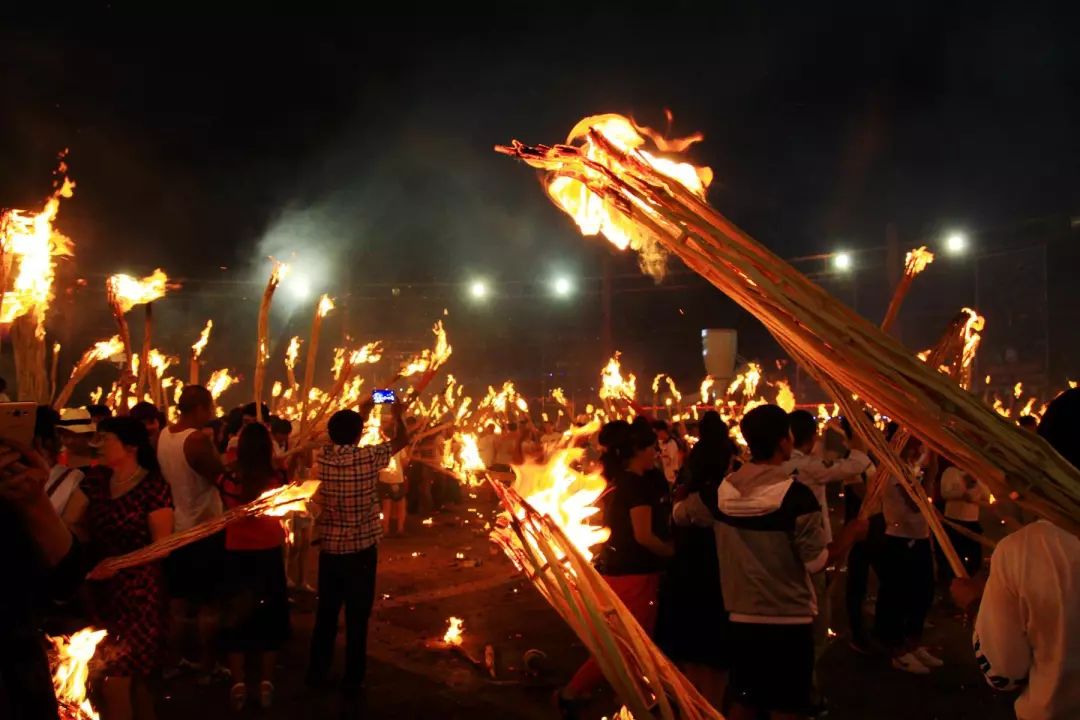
[153,500,1017,720]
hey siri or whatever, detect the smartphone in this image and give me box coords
[0,402,37,446]
[372,389,397,405]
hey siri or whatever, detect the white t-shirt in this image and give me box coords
[974,520,1080,720]
[940,467,989,523]
[784,447,871,543]
[46,464,85,514]
[158,426,222,531]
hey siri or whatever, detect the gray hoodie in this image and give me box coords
[674,462,827,623]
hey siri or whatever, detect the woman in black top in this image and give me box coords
[556,421,674,716]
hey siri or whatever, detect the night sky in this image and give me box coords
[1,6,1077,400]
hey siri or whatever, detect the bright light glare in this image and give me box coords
[469,280,488,300]
[832,251,853,272]
[551,276,572,297]
[945,232,968,256]
[289,275,312,300]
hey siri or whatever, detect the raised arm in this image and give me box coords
[184,429,227,485]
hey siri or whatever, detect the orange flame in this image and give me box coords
[206,368,237,400]
[599,352,636,401]
[0,160,74,328]
[443,616,464,646]
[285,336,301,372]
[774,380,796,413]
[541,114,711,276]
[257,479,320,517]
[904,246,935,277]
[512,422,610,560]
[106,268,168,313]
[191,320,212,357]
[318,294,335,318]
[50,627,106,720]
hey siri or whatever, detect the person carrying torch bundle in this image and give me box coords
[306,393,411,695]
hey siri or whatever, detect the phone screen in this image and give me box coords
[372,389,397,405]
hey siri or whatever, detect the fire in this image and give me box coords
[146,349,173,378]
[544,114,712,256]
[599,352,636,401]
[50,627,107,720]
[317,293,335,318]
[271,380,283,398]
[1019,397,1037,418]
[727,362,762,398]
[443,616,464,646]
[1014,381,1024,399]
[350,342,383,366]
[0,158,74,327]
[90,335,124,364]
[359,407,383,446]
[774,380,796,413]
[904,246,935,276]
[257,480,321,517]
[106,268,168,313]
[551,387,569,409]
[206,368,237,400]
[700,376,715,405]
[398,320,452,377]
[512,423,610,560]
[191,319,212,357]
[285,336,301,371]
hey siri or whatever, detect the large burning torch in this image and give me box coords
[105,268,168,409]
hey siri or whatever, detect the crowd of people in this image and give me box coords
[4,377,1080,720]
[4,383,412,720]
[553,396,1080,720]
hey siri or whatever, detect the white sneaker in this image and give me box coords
[892,652,931,675]
[913,647,944,668]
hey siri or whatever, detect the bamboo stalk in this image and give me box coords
[136,303,153,398]
[49,342,60,404]
[254,262,287,423]
[881,247,934,335]
[53,336,124,410]
[497,131,1080,536]
[298,296,332,440]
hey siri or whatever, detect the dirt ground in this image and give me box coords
[154,500,1016,720]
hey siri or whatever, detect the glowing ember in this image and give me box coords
[443,616,464,646]
[106,268,169,314]
[599,352,636,402]
[191,319,213,357]
[0,158,74,327]
[50,627,107,720]
[422,517,434,526]
[904,246,935,276]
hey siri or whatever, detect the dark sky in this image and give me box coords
[1,6,1077,398]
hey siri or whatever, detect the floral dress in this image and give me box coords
[82,466,173,676]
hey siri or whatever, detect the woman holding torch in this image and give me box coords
[62,417,174,720]
[555,420,673,717]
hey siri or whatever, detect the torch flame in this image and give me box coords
[318,293,335,318]
[904,246,935,277]
[599,352,636,401]
[443,617,464,646]
[207,368,237,400]
[90,335,124,364]
[285,336,301,371]
[191,320,213,357]
[0,159,74,328]
[106,268,168,314]
[257,479,321,517]
[774,380,796,413]
[50,627,107,720]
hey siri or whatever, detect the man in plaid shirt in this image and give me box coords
[307,398,409,692]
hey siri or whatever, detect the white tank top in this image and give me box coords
[158,426,223,531]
